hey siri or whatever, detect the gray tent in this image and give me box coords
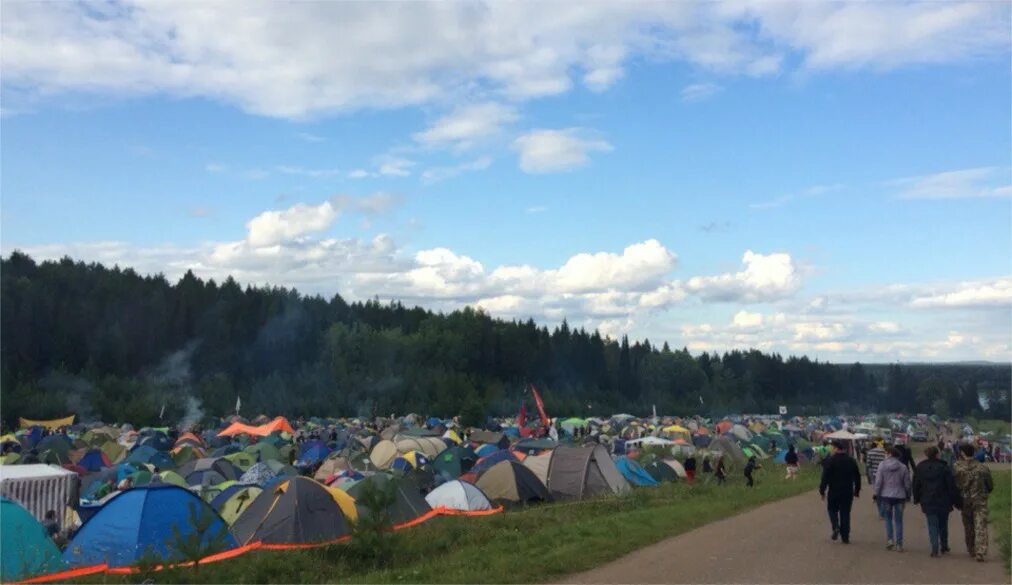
[546,445,629,500]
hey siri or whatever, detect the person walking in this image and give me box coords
[784,445,799,480]
[684,455,697,485]
[744,455,760,487]
[819,440,862,544]
[913,446,960,557]
[874,447,912,552]
[953,443,993,562]
[715,455,727,485]
[865,438,887,485]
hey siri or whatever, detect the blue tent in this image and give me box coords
[78,448,112,471]
[615,456,659,487]
[64,485,238,568]
[1,498,65,581]
[297,440,330,465]
[125,445,175,469]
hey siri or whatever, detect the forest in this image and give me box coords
[2,251,1009,428]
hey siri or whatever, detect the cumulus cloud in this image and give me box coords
[890,167,1011,200]
[513,128,612,174]
[3,2,1007,118]
[246,201,340,247]
[686,250,801,302]
[413,102,517,149]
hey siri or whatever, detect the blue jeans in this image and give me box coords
[925,511,949,554]
[881,497,905,545]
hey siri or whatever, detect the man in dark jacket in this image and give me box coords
[913,446,961,557]
[820,440,862,543]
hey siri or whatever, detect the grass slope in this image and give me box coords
[81,467,818,584]
[989,469,1011,574]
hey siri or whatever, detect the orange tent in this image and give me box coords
[218,416,294,438]
[715,420,733,434]
[174,432,204,447]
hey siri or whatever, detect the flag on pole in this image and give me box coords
[517,402,527,428]
[235,395,241,416]
[159,403,165,420]
[529,384,550,427]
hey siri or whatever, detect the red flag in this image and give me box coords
[530,384,550,427]
[517,402,527,429]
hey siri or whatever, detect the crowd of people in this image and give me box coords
[819,436,995,561]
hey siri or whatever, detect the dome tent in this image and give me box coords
[231,477,352,545]
[424,480,492,512]
[63,485,237,568]
[546,445,630,500]
[474,460,550,506]
[1,497,65,581]
[615,456,659,487]
[346,473,432,526]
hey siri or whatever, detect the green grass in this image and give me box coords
[990,470,1011,574]
[965,418,1012,437]
[77,468,819,584]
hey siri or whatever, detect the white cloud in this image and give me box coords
[732,310,763,329]
[681,82,722,102]
[686,250,801,302]
[421,157,492,184]
[3,2,1006,118]
[376,156,415,177]
[513,128,612,174]
[525,206,548,214]
[910,278,1012,308]
[348,169,371,179]
[205,162,227,173]
[246,201,340,247]
[413,102,517,149]
[890,167,1011,200]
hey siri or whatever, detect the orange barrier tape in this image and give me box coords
[16,563,108,584]
[16,504,505,582]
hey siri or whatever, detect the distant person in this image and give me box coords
[784,445,799,480]
[865,438,887,486]
[874,447,912,552]
[702,456,713,475]
[913,446,960,557]
[715,456,727,485]
[43,510,59,540]
[744,456,760,487]
[819,440,862,544]
[895,442,915,473]
[684,455,697,485]
[953,443,993,562]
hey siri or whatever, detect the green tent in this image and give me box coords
[244,442,281,463]
[1,498,65,581]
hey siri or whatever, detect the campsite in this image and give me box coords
[1,409,1009,583]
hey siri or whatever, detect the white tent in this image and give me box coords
[625,437,675,447]
[824,430,859,440]
[424,480,492,512]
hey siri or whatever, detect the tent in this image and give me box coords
[212,485,263,525]
[391,451,429,472]
[76,449,112,471]
[346,474,431,526]
[424,480,492,512]
[244,442,281,463]
[432,445,477,480]
[468,430,509,449]
[461,449,523,482]
[238,462,278,487]
[643,460,679,483]
[615,456,659,487]
[314,457,352,482]
[232,477,351,545]
[521,452,552,485]
[394,436,447,459]
[707,435,747,464]
[297,440,331,466]
[370,439,399,469]
[63,485,237,567]
[1,497,65,581]
[546,445,630,500]
[474,461,550,506]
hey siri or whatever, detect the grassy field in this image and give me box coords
[990,470,1011,574]
[78,467,819,584]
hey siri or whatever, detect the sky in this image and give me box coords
[2,1,1011,363]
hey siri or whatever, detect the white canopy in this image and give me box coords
[824,430,859,440]
[625,437,676,447]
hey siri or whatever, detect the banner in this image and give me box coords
[19,415,75,430]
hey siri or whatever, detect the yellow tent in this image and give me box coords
[219,486,263,525]
[19,415,75,430]
[663,425,689,434]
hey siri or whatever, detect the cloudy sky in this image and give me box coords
[2,1,1010,362]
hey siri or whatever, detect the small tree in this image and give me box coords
[166,502,232,574]
[347,479,397,570]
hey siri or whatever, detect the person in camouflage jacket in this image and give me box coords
[952,443,994,562]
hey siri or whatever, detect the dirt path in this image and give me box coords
[561,483,1007,584]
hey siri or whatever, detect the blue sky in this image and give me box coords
[2,1,1010,362]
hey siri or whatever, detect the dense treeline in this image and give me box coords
[2,252,1009,428]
